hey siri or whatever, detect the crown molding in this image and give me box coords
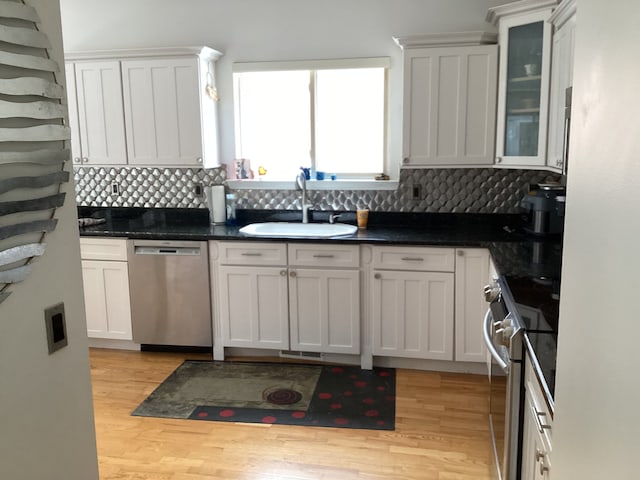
[486,0,560,25]
[393,31,497,49]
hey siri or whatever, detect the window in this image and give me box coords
[232,58,389,182]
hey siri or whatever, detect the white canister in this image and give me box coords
[205,185,226,224]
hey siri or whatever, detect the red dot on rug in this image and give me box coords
[386,395,396,401]
[378,371,391,377]
[350,374,358,379]
[318,392,332,400]
[291,411,306,419]
[355,380,367,388]
[377,386,385,391]
[377,420,385,426]
[334,418,349,425]
[344,390,353,396]
[262,416,277,424]
[363,398,375,405]
[365,410,379,417]
[331,367,344,373]
[330,403,342,410]
[197,412,209,418]
[219,409,235,418]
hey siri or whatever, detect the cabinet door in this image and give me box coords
[64,62,82,165]
[547,10,576,173]
[121,58,204,166]
[372,270,454,360]
[454,248,490,362]
[81,260,133,340]
[74,61,128,165]
[289,268,360,354]
[218,265,289,349]
[495,10,554,167]
[402,45,497,166]
[522,387,552,480]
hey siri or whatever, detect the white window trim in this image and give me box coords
[231,57,397,191]
[226,178,399,191]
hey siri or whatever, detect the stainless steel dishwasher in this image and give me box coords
[127,239,212,348]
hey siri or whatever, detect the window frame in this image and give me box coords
[229,57,397,191]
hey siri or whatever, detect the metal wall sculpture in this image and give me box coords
[0,0,70,304]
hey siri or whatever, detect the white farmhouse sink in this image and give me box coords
[239,222,357,238]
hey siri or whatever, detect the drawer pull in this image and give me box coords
[240,252,262,257]
[534,409,552,434]
[312,254,335,258]
[401,257,424,262]
[374,273,382,279]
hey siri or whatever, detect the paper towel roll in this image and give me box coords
[205,185,226,224]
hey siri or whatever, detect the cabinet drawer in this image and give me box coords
[79,237,128,261]
[288,243,359,268]
[218,241,287,266]
[372,246,455,272]
[525,356,553,450]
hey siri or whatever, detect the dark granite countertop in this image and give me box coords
[77,206,560,407]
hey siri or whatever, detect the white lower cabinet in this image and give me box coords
[371,246,455,360]
[79,238,132,340]
[214,241,360,355]
[521,356,553,480]
[289,268,360,354]
[454,248,490,362]
[217,265,289,349]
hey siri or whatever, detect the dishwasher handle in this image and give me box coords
[133,246,201,256]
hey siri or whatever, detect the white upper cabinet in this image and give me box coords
[395,32,498,167]
[488,0,559,168]
[65,47,223,168]
[67,61,127,165]
[547,0,577,174]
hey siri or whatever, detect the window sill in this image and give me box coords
[225,179,399,191]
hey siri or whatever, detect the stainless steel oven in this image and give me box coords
[484,278,525,480]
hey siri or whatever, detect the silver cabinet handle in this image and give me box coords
[73,157,82,164]
[535,449,545,462]
[312,254,335,258]
[196,157,203,164]
[240,252,262,256]
[401,257,424,262]
[289,271,297,278]
[82,157,89,163]
[534,410,552,433]
[540,460,549,475]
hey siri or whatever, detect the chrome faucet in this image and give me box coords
[296,168,312,223]
[329,213,343,224]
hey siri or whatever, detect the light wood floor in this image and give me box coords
[89,348,492,480]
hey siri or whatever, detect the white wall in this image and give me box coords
[553,0,640,478]
[0,1,99,479]
[59,0,509,172]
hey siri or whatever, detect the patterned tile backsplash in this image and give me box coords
[74,165,559,214]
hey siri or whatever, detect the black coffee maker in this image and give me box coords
[520,184,566,235]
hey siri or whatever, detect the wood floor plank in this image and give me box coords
[89,349,492,480]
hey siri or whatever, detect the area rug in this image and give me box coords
[132,361,395,430]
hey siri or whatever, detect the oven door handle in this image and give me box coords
[483,308,509,373]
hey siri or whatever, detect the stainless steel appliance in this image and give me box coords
[127,240,212,347]
[520,183,566,235]
[484,278,525,480]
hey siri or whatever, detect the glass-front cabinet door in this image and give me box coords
[492,6,555,167]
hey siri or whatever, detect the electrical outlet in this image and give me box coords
[412,184,422,199]
[110,182,120,195]
[44,303,68,354]
[194,183,204,198]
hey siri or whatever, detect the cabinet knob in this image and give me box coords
[196,157,203,164]
[82,157,89,163]
[289,271,297,278]
[280,270,287,276]
[496,157,502,163]
[73,157,82,164]
[457,250,464,257]
[374,273,381,279]
[403,157,410,164]
[540,461,549,475]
